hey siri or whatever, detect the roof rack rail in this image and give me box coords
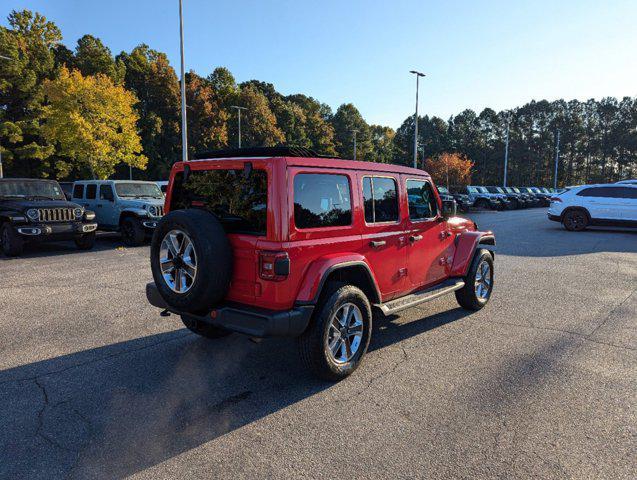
[193,146,335,160]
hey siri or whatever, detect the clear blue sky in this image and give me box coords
[4,0,637,128]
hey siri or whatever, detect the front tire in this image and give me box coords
[121,217,146,246]
[455,249,494,311]
[562,209,589,231]
[298,283,372,381]
[74,232,96,250]
[1,223,24,257]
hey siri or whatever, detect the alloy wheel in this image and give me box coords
[159,229,198,293]
[474,260,492,300]
[326,302,364,364]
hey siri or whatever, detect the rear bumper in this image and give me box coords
[146,282,313,337]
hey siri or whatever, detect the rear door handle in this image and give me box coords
[409,235,423,242]
[369,240,386,248]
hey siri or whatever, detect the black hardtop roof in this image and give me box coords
[193,146,331,160]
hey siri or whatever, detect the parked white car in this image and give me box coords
[548,184,637,231]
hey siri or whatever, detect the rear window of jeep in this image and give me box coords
[294,173,352,229]
[174,169,268,236]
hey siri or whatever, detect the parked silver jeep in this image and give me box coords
[71,180,165,246]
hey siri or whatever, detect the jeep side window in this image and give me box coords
[73,184,84,199]
[407,179,438,220]
[100,184,114,201]
[362,177,398,223]
[294,173,352,229]
[86,184,97,200]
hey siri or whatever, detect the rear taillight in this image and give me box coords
[259,251,290,281]
[549,197,562,203]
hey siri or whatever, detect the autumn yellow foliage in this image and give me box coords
[424,153,473,188]
[41,67,147,179]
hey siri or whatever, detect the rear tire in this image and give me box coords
[1,223,24,257]
[181,315,231,339]
[475,199,489,210]
[150,209,232,314]
[298,283,372,381]
[455,249,494,311]
[74,232,96,250]
[121,217,145,246]
[562,209,589,231]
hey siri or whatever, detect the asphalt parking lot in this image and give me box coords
[1,208,635,479]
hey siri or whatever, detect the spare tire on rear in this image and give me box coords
[150,209,232,314]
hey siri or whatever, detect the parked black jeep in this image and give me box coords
[0,178,98,256]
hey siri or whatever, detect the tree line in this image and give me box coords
[1,10,635,184]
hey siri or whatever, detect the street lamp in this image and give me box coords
[230,106,247,148]
[178,0,188,162]
[409,70,425,169]
[352,129,359,160]
[0,54,13,178]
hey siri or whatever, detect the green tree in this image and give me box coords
[0,9,59,177]
[331,103,372,160]
[185,71,228,156]
[231,84,284,147]
[369,125,395,163]
[117,44,180,179]
[41,67,147,179]
[73,34,125,83]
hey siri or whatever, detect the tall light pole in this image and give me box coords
[503,115,511,187]
[409,70,425,168]
[352,129,359,160]
[553,130,561,189]
[179,0,188,162]
[230,106,247,148]
[0,54,12,178]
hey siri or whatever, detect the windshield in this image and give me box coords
[0,180,65,200]
[115,182,163,199]
[467,186,479,193]
[477,187,489,193]
[438,186,449,194]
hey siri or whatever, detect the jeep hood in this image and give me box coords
[1,199,83,210]
[118,198,164,209]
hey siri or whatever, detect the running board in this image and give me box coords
[376,279,465,316]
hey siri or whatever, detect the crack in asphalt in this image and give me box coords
[587,288,636,337]
[334,346,409,404]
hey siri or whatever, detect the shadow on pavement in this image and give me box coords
[0,305,472,479]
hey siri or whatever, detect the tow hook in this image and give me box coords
[160,309,171,317]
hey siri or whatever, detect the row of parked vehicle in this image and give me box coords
[437,185,560,211]
[0,178,166,256]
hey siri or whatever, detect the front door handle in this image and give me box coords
[409,235,423,242]
[369,240,386,248]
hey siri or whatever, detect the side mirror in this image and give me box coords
[441,199,457,218]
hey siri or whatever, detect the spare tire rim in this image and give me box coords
[327,303,364,364]
[474,260,492,300]
[160,229,197,293]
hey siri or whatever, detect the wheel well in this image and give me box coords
[119,211,139,225]
[561,207,590,220]
[320,265,380,304]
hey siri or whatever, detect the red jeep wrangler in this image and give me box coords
[146,148,495,380]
